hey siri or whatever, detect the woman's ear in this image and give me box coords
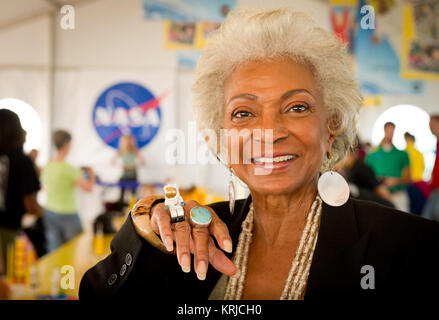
[326,113,339,156]
[326,134,335,157]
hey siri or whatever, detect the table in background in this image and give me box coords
[34,232,113,299]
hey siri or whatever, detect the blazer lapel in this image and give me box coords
[228,196,253,247]
[305,198,371,298]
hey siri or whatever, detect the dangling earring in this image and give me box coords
[317,152,349,207]
[228,168,236,215]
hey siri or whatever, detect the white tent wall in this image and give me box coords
[0,0,438,230]
[0,14,52,167]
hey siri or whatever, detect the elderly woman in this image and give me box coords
[80,8,439,300]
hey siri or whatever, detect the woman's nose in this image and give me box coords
[253,112,289,144]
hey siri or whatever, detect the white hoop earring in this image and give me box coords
[228,168,236,215]
[317,155,349,207]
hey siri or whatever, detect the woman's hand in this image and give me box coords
[132,198,237,281]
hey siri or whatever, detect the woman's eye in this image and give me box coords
[232,110,253,119]
[288,104,309,113]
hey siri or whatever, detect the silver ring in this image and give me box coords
[190,207,212,227]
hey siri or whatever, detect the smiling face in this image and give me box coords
[222,57,333,196]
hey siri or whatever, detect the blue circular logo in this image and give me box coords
[92,82,162,149]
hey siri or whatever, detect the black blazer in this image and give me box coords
[79,197,439,300]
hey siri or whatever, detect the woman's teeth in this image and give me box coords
[253,155,297,164]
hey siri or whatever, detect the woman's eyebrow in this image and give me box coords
[227,89,313,105]
[227,93,258,104]
[280,89,313,100]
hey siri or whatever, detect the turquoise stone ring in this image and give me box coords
[190,207,212,227]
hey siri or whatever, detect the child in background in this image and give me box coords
[112,134,144,208]
[41,130,95,252]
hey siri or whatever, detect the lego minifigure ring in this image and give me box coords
[189,207,212,227]
[163,184,186,224]
[168,206,185,224]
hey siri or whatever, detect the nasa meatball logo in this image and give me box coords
[92,82,162,149]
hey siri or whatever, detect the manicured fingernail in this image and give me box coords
[164,237,173,252]
[181,254,190,273]
[223,239,233,253]
[197,261,207,280]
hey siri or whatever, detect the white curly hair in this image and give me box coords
[191,7,363,171]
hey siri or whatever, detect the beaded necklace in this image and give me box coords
[224,195,322,300]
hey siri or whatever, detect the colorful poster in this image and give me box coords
[402,0,439,80]
[143,0,235,22]
[330,0,424,96]
[197,21,221,48]
[164,21,198,49]
[329,1,357,54]
[354,19,424,95]
[164,20,220,50]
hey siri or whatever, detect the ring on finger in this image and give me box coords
[164,204,185,224]
[190,207,212,227]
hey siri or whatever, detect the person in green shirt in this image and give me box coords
[41,130,95,252]
[366,122,411,212]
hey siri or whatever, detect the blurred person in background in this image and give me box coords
[112,134,144,209]
[28,149,41,177]
[339,143,394,208]
[404,132,428,215]
[422,114,439,220]
[0,109,43,268]
[24,149,46,256]
[404,132,424,182]
[41,130,96,252]
[366,122,411,212]
[356,140,371,161]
